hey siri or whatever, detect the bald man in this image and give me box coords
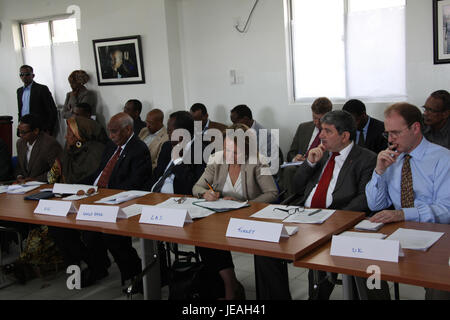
[139,109,169,170]
[81,112,152,290]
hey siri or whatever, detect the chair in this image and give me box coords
[0,226,23,289]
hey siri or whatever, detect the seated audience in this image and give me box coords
[342,99,387,154]
[15,114,62,183]
[63,70,97,119]
[138,109,169,170]
[282,97,332,197]
[422,90,450,149]
[193,123,278,300]
[123,99,146,136]
[366,102,450,300]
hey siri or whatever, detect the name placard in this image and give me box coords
[139,207,193,227]
[76,204,126,223]
[330,235,401,263]
[34,200,77,217]
[226,218,286,243]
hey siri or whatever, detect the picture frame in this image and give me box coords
[433,0,450,64]
[92,35,145,85]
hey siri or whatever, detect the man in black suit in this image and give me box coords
[81,112,152,289]
[123,99,146,136]
[255,110,389,300]
[149,111,206,194]
[17,65,57,135]
[342,99,387,154]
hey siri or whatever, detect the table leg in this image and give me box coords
[140,238,161,300]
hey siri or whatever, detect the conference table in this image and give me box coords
[0,185,365,300]
[294,221,450,299]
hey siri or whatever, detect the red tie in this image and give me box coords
[305,129,321,157]
[310,152,340,209]
[97,147,122,188]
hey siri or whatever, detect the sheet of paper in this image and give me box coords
[282,226,299,237]
[339,231,387,239]
[7,185,40,194]
[24,181,46,186]
[282,209,335,224]
[0,185,9,194]
[156,197,215,219]
[62,192,99,201]
[95,190,151,204]
[280,161,304,169]
[250,205,302,220]
[354,220,384,231]
[386,228,444,251]
[52,183,98,195]
[193,199,249,211]
[121,204,155,219]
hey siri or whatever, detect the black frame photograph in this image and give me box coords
[93,35,145,85]
[433,0,450,64]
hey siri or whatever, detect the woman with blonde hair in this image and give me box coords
[62,70,96,119]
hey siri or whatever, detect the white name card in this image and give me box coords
[139,207,193,227]
[34,200,77,217]
[76,204,127,223]
[330,235,401,263]
[226,218,291,243]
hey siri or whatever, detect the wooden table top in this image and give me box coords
[293,221,450,291]
[0,186,364,261]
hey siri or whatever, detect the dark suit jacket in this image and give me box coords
[85,135,152,190]
[17,82,57,134]
[149,140,206,195]
[290,144,376,212]
[364,117,387,154]
[287,121,316,162]
[16,132,62,182]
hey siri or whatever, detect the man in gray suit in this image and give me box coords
[282,97,332,197]
[255,110,389,300]
[16,114,62,183]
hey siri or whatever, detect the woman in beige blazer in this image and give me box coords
[192,123,278,300]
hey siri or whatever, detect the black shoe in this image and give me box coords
[81,268,109,288]
[122,276,143,296]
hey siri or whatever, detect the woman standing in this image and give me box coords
[62,70,96,119]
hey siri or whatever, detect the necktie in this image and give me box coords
[305,129,321,157]
[97,147,122,188]
[151,161,176,193]
[401,154,414,208]
[358,130,365,147]
[310,152,340,209]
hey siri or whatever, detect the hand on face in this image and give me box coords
[375,144,400,175]
[307,144,326,164]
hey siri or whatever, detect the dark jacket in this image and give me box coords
[364,117,387,154]
[85,135,152,190]
[17,82,57,134]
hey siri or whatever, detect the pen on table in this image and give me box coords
[308,209,322,216]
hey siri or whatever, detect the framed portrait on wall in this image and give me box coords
[433,0,450,64]
[93,35,145,85]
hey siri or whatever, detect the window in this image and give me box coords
[287,0,406,102]
[21,18,78,47]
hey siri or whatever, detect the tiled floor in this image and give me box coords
[0,240,426,300]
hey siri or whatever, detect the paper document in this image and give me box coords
[386,228,444,251]
[95,190,151,204]
[52,183,98,195]
[280,161,304,169]
[193,199,249,212]
[62,192,99,201]
[339,231,387,239]
[354,220,384,231]
[0,185,9,194]
[282,209,335,224]
[250,205,303,220]
[156,197,215,219]
[121,204,152,219]
[283,226,299,237]
[7,185,40,194]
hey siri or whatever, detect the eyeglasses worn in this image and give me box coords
[421,106,445,114]
[19,73,32,77]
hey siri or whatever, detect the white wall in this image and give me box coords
[1,0,449,157]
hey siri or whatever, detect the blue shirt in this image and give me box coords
[365,138,450,224]
[356,116,370,144]
[21,82,33,116]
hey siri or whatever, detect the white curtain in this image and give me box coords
[346,6,406,99]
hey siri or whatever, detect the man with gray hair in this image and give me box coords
[254,110,388,300]
[79,112,152,291]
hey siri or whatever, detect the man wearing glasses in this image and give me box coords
[421,90,450,149]
[366,102,450,299]
[17,65,57,136]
